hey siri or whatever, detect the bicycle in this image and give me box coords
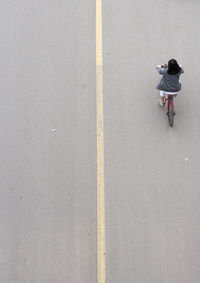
[164,94,176,127]
[157,64,177,127]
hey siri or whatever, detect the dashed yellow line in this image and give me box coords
[96,0,105,282]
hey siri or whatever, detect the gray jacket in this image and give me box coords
[156,67,184,92]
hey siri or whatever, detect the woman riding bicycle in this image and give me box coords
[156,59,184,106]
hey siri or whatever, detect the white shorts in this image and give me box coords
[160,91,179,97]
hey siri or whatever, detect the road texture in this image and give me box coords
[1,0,200,283]
[103,1,200,283]
[0,1,96,282]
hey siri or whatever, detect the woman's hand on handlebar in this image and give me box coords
[156,64,167,69]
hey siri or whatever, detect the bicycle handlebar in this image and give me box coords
[157,64,182,68]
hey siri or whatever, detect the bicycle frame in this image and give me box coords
[166,95,174,112]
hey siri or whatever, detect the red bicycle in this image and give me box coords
[159,64,176,127]
[164,94,176,127]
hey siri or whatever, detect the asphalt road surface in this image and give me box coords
[1,1,200,283]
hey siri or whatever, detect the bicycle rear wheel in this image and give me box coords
[168,98,174,127]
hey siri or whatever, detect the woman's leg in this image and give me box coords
[159,91,165,106]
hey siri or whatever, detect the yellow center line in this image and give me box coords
[96,0,106,282]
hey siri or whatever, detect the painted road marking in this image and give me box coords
[96,0,106,282]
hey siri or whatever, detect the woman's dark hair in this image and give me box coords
[167,59,182,75]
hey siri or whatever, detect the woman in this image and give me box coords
[156,59,184,106]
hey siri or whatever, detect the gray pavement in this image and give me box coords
[1,1,200,283]
[103,1,200,283]
[0,1,96,282]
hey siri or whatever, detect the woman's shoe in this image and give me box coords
[158,100,164,106]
